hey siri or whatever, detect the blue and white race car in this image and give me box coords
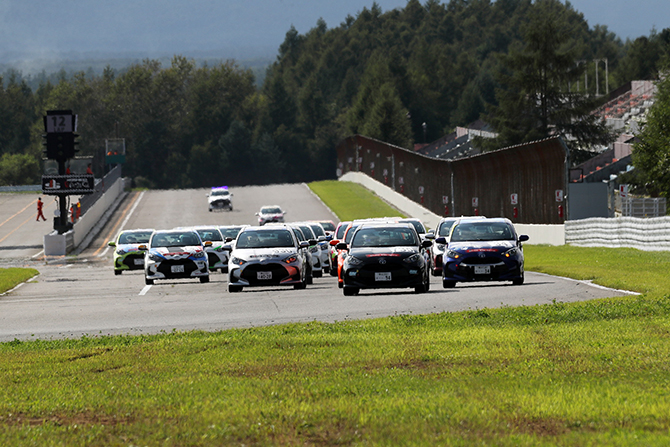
[143,229,210,285]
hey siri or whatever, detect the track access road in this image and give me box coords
[0,185,632,342]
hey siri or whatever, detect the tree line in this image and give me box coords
[1,0,669,194]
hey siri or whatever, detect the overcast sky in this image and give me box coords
[0,0,668,64]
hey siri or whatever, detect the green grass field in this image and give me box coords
[0,181,668,446]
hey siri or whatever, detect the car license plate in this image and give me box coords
[257,271,272,280]
[134,258,144,265]
[171,265,185,273]
[375,272,392,281]
[474,265,490,275]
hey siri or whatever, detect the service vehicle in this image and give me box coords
[435,217,528,288]
[338,222,432,296]
[225,225,309,293]
[207,186,233,211]
[108,228,154,275]
[143,229,210,285]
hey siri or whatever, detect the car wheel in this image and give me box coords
[294,281,307,290]
[114,270,122,276]
[228,284,243,293]
[208,208,212,212]
[306,275,313,285]
[329,267,338,277]
[338,281,343,289]
[200,276,210,283]
[343,286,359,296]
[313,270,322,278]
[512,273,524,286]
[442,279,456,288]
[145,277,154,285]
[431,266,441,276]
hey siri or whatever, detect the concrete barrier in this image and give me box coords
[339,171,566,245]
[566,216,670,251]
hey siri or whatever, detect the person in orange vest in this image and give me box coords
[70,204,75,223]
[86,163,93,175]
[76,200,81,220]
[36,197,47,221]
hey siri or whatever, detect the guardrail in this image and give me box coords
[565,217,670,251]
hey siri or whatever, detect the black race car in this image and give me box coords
[338,223,432,296]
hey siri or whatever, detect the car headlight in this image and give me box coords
[230,257,247,265]
[148,253,161,261]
[116,248,126,255]
[503,247,518,258]
[192,251,206,259]
[282,255,299,264]
[403,253,422,264]
[346,256,363,266]
[435,244,445,252]
[446,250,460,259]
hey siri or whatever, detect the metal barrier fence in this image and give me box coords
[336,135,569,224]
[621,197,667,218]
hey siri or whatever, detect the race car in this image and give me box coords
[225,225,309,293]
[108,228,155,275]
[256,205,285,225]
[207,186,233,211]
[143,229,210,285]
[190,226,229,273]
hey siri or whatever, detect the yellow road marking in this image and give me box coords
[92,191,140,256]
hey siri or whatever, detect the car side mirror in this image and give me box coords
[422,240,433,248]
[318,235,326,242]
[299,241,309,248]
[424,233,435,240]
[255,212,259,216]
[225,237,233,242]
[329,239,339,246]
[435,237,447,244]
[336,242,348,250]
[108,241,116,247]
[308,239,318,245]
[204,241,213,247]
[518,235,529,243]
[222,244,233,252]
[138,244,148,250]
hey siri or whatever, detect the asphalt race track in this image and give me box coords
[0,185,633,342]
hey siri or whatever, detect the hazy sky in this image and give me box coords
[0,0,667,63]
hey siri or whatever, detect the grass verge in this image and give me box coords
[1,181,669,445]
[308,180,406,221]
[0,268,39,294]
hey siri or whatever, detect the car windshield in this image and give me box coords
[261,207,282,214]
[309,224,325,237]
[236,230,295,248]
[450,222,515,242]
[319,221,336,232]
[401,220,425,234]
[352,228,418,247]
[118,231,152,244]
[438,220,457,236]
[196,229,223,242]
[292,228,306,242]
[151,231,201,248]
[344,224,360,244]
[299,226,315,239]
[220,227,243,239]
[335,222,350,239]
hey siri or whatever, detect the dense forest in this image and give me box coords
[1,0,669,190]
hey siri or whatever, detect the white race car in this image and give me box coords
[225,225,309,293]
[143,229,210,285]
[207,186,233,211]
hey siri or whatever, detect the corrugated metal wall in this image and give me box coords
[336,135,569,224]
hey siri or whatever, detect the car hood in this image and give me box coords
[448,240,517,253]
[349,246,420,259]
[149,246,204,259]
[232,247,297,260]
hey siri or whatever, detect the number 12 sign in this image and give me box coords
[44,111,77,133]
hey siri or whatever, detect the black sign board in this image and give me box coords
[42,174,95,195]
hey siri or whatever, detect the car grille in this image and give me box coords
[156,259,200,277]
[119,254,144,269]
[241,263,291,285]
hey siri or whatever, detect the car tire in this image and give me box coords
[294,281,307,290]
[330,267,338,277]
[145,277,154,285]
[343,286,359,296]
[114,270,122,276]
[306,275,313,285]
[512,273,524,286]
[431,266,441,276]
[200,276,210,283]
[338,281,343,289]
[228,284,243,293]
[313,270,322,278]
[442,279,456,288]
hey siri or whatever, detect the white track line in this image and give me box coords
[97,191,145,258]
